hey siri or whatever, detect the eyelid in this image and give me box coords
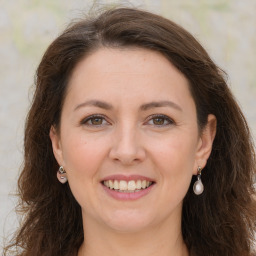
[145,114,175,126]
[80,114,174,127]
[80,114,110,126]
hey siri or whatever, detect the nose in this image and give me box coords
[109,124,146,165]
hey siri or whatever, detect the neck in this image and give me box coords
[78,212,189,256]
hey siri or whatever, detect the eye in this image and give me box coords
[146,114,174,126]
[81,115,109,126]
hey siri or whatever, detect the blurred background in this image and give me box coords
[1,0,256,249]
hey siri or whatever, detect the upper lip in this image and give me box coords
[101,174,155,182]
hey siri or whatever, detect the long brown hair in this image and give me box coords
[4,6,256,256]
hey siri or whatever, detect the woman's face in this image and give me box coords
[50,47,215,233]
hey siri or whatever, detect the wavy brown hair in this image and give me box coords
[4,6,256,256]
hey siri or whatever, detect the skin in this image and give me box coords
[50,47,216,256]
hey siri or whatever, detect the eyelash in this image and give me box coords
[80,114,109,126]
[80,114,174,127]
[146,114,174,126]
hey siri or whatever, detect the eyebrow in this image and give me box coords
[140,101,182,112]
[74,100,182,112]
[74,100,113,111]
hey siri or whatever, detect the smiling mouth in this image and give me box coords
[102,180,155,193]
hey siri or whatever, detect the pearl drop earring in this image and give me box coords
[57,166,67,184]
[193,166,204,195]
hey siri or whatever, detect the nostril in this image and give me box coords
[109,138,146,164]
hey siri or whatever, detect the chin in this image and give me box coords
[102,210,153,233]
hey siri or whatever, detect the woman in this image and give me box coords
[3,6,256,256]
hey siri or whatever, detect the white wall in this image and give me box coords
[1,0,256,250]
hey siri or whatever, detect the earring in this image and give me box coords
[57,166,67,184]
[193,166,204,195]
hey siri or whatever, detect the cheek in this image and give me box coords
[153,132,197,169]
[61,132,107,179]
[60,133,109,207]
[152,133,197,192]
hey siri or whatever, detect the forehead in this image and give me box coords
[70,47,184,82]
[65,47,194,111]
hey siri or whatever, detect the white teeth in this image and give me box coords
[128,180,136,190]
[114,180,119,190]
[109,180,114,189]
[103,179,153,192]
[119,180,127,190]
[136,180,142,189]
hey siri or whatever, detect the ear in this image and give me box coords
[49,126,64,166]
[193,114,217,174]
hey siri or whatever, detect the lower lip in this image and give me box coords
[101,183,155,200]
